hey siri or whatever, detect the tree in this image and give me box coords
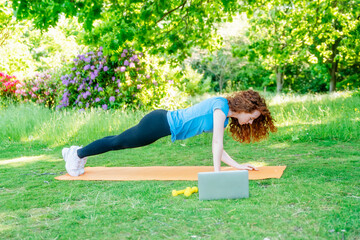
[238,0,360,93]
[9,0,242,62]
[302,0,360,92]
[0,0,16,47]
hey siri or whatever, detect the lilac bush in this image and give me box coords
[57,47,162,110]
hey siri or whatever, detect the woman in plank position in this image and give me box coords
[62,89,277,176]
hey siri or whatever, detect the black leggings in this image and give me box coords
[77,110,171,158]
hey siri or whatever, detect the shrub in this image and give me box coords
[0,72,20,100]
[57,47,166,111]
[179,64,211,96]
[16,71,59,108]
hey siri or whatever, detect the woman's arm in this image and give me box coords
[212,109,226,172]
[221,150,258,171]
[212,109,258,172]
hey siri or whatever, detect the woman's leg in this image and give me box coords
[77,110,170,158]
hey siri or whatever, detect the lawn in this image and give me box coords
[0,92,359,239]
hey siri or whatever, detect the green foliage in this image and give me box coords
[243,0,360,92]
[0,14,84,80]
[0,0,16,46]
[178,64,211,96]
[189,48,243,93]
[9,0,242,62]
[282,63,329,93]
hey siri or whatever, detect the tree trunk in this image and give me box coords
[329,59,338,92]
[275,66,284,94]
[328,32,342,92]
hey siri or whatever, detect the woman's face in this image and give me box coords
[234,110,261,125]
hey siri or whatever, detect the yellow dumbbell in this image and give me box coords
[184,186,198,197]
[172,187,198,197]
[172,188,187,196]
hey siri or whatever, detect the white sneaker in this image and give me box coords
[62,146,87,176]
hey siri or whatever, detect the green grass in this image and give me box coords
[0,92,359,239]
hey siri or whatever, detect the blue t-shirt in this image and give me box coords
[166,97,230,142]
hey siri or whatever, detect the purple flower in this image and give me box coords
[91,65,95,70]
[73,58,78,62]
[82,91,91,99]
[124,60,129,66]
[79,108,85,112]
[123,49,128,53]
[76,71,81,76]
[112,76,116,81]
[95,98,100,102]
[62,79,69,86]
[86,102,89,108]
[109,96,115,102]
[120,66,126,72]
[146,75,150,79]
[115,89,120,93]
[72,67,77,71]
[84,65,91,71]
[98,87,103,92]
[98,51,103,56]
[130,62,135,68]
[103,66,108,71]
[99,63,103,70]
[85,57,91,63]
[99,46,103,51]
[90,72,96,80]
[78,84,84,91]
[102,104,108,110]
[121,53,126,58]
[129,57,134,62]
[137,84,142,90]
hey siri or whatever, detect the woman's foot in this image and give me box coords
[62,146,87,176]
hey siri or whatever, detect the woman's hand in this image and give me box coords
[235,164,258,171]
[221,150,259,171]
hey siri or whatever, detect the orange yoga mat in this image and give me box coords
[55,166,286,181]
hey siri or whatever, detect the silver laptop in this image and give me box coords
[198,170,249,200]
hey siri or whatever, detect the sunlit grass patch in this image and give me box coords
[0,155,49,166]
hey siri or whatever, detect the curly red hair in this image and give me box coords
[226,90,277,143]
